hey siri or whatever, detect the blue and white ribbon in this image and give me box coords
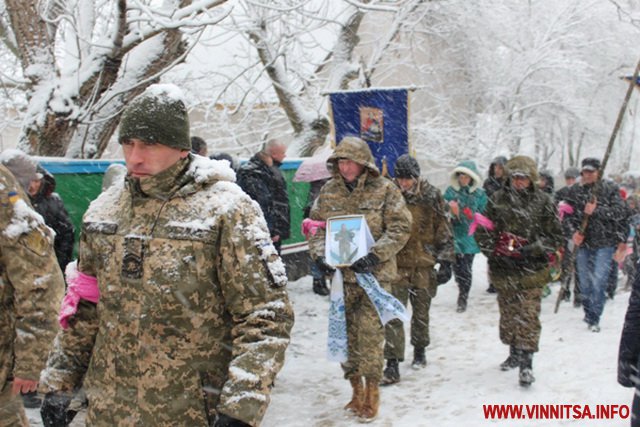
[327,270,409,362]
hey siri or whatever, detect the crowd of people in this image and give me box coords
[1,83,639,426]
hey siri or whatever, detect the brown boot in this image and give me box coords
[344,376,364,413]
[358,377,380,421]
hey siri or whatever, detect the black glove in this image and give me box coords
[350,253,380,274]
[436,260,452,285]
[41,392,74,427]
[315,257,336,275]
[519,240,545,258]
[215,413,251,427]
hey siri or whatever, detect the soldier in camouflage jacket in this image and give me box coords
[0,163,65,427]
[382,154,454,385]
[40,85,294,427]
[476,155,562,388]
[308,136,411,421]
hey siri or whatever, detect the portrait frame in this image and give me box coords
[325,215,369,268]
[359,106,384,143]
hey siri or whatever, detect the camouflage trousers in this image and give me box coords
[497,285,543,352]
[341,280,388,381]
[384,268,437,361]
[0,382,28,427]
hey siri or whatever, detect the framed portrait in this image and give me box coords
[325,215,369,267]
[359,106,384,143]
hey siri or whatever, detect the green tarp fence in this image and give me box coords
[40,159,310,256]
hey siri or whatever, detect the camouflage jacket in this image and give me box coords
[0,164,64,387]
[476,156,563,286]
[309,137,411,283]
[41,155,294,427]
[396,178,454,269]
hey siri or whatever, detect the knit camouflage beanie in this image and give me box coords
[118,84,190,150]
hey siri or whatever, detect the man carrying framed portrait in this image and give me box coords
[308,136,411,422]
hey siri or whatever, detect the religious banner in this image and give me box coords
[328,87,410,176]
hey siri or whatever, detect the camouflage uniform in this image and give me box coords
[308,138,411,381]
[384,178,454,360]
[477,156,562,352]
[41,156,294,427]
[0,164,65,427]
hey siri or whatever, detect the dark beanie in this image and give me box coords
[118,84,190,151]
[394,154,420,178]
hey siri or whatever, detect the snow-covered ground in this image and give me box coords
[27,255,634,426]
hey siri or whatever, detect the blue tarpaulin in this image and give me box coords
[328,88,410,177]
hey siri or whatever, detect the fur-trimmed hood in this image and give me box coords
[449,160,482,192]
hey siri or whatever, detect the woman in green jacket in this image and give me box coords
[444,160,487,312]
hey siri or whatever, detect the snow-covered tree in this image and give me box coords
[0,0,228,157]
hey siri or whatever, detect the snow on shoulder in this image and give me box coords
[188,155,236,184]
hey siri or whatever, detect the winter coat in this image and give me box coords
[395,178,454,269]
[554,184,576,239]
[237,154,291,240]
[476,156,563,290]
[564,179,629,248]
[618,262,640,388]
[443,160,487,254]
[309,136,411,283]
[303,179,329,219]
[483,156,507,198]
[29,168,75,273]
[41,155,294,427]
[539,170,555,195]
[270,161,291,240]
[0,164,65,388]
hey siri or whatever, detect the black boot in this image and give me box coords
[518,351,535,387]
[500,346,520,371]
[456,294,467,313]
[411,347,426,369]
[486,284,497,294]
[312,278,330,296]
[380,359,400,385]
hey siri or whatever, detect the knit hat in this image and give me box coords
[0,149,38,191]
[394,154,420,178]
[118,84,190,151]
[564,167,580,179]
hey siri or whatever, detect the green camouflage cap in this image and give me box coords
[119,84,190,150]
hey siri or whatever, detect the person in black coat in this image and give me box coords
[28,166,75,273]
[565,158,629,331]
[237,139,290,254]
[618,263,640,427]
[483,155,507,294]
[555,167,582,306]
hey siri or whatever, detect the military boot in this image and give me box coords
[380,359,400,385]
[456,294,468,313]
[344,376,364,414]
[312,278,330,296]
[500,345,520,371]
[359,377,380,422]
[518,351,535,387]
[411,346,427,369]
